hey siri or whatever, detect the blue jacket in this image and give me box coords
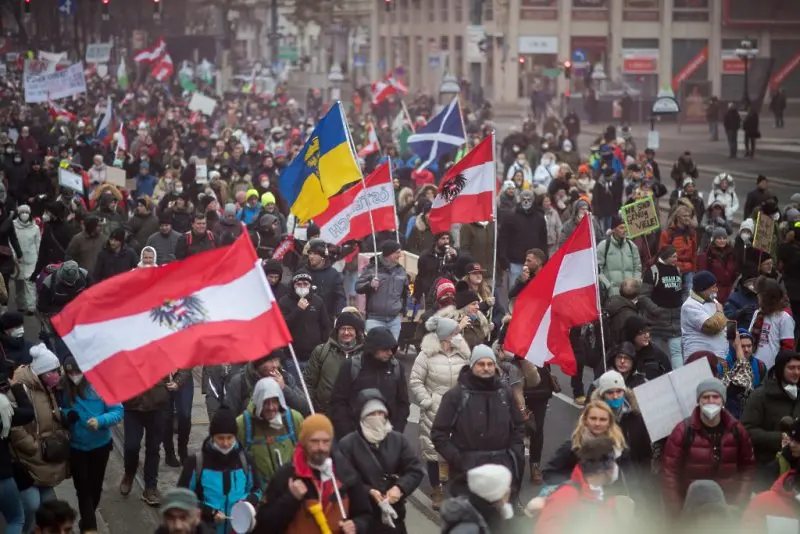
[62,384,123,451]
[237,205,262,225]
[178,438,261,534]
[136,174,158,198]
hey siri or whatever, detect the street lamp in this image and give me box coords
[328,63,344,102]
[439,73,460,107]
[735,37,758,109]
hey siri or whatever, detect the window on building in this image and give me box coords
[454,35,463,77]
[440,35,449,51]
[428,0,435,21]
[400,0,409,22]
[484,0,493,21]
[454,0,463,22]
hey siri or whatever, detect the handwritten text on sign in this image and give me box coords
[621,196,660,238]
[754,212,775,252]
[24,62,87,103]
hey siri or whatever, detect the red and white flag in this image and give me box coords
[151,53,174,82]
[357,123,380,157]
[428,135,495,234]
[48,101,76,123]
[115,122,128,153]
[133,37,168,64]
[371,75,408,105]
[315,162,396,245]
[505,217,599,375]
[51,235,292,404]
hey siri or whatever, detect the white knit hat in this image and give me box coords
[467,464,512,503]
[29,343,60,375]
[596,370,626,396]
[360,398,388,419]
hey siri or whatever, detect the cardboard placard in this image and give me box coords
[24,62,87,103]
[621,196,660,238]
[58,167,83,193]
[106,166,127,188]
[188,93,217,116]
[195,159,208,184]
[85,43,113,64]
[125,179,137,191]
[754,211,775,252]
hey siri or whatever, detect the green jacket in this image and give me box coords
[236,404,304,487]
[597,236,642,298]
[303,338,363,415]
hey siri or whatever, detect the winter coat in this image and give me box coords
[32,219,78,278]
[202,363,245,420]
[778,241,800,302]
[697,244,738,303]
[0,212,23,276]
[457,308,491,350]
[743,471,800,530]
[440,487,505,534]
[178,438,261,534]
[8,365,69,487]
[497,205,548,266]
[634,343,672,380]
[355,256,409,319]
[308,263,347,319]
[542,207,563,258]
[61,380,123,452]
[459,222,495,279]
[278,291,331,357]
[597,237,642,298]
[496,193,517,228]
[409,332,471,461]
[329,335,410,437]
[559,208,603,249]
[406,215,435,256]
[124,372,189,412]
[659,222,698,274]
[707,180,740,222]
[337,390,425,534]
[661,408,756,512]
[0,384,35,481]
[224,362,309,417]
[431,366,525,481]
[604,296,640,348]
[12,218,40,279]
[740,376,800,464]
[638,261,683,339]
[415,247,457,300]
[93,243,138,282]
[128,213,160,252]
[236,402,304,486]
[145,230,181,265]
[724,108,742,132]
[592,174,624,218]
[724,285,758,325]
[1,335,34,368]
[304,337,364,416]
[65,231,107,276]
[175,230,216,260]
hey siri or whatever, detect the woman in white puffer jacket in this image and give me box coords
[409,315,470,510]
[12,205,40,313]
[707,172,740,221]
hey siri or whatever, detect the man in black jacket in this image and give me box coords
[329,327,410,438]
[723,102,742,158]
[255,414,371,534]
[93,228,138,282]
[306,239,346,319]
[415,233,458,303]
[508,248,546,301]
[337,390,424,534]
[744,175,771,220]
[175,214,216,260]
[431,344,525,484]
[278,270,331,381]
[497,190,548,286]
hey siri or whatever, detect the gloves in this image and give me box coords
[66,411,80,425]
[377,499,397,529]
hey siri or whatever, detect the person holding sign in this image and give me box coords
[661,378,755,512]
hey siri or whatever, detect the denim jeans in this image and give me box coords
[124,409,165,490]
[365,316,402,341]
[708,121,719,140]
[0,477,25,534]
[653,336,683,370]
[284,359,307,386]
[164,379,193,458]
[20,485,56,533]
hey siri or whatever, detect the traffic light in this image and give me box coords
[154,0,162,16]
[518,56,525,65]
[24,0,31,15]
[563,60,572,79]
[385,0,391,12]
[101,0,110,20]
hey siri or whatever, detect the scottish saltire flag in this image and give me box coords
[408,96,465,169]
[278,102,362,223]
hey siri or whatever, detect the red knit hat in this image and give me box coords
[435,278,456,303]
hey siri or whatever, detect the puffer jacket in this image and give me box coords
[8,365,69,487]
[697,244,738,303]
[355,255,409,319]
[61,381,123,452]
[707,177,740,221]
[743,471,800,529]
[662,408,755,512]
[740,375,800,464]
[597,236,642,298]
[659,222,698,274]
[542,207,563,258]
[303,336,363,416]
[409,332,471,461]
[12,217,40,279]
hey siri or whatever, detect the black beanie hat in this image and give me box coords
[381,240,402,257]
[209,407,238,436]
[772,350,800,385]
[455,280,480,310]
[263,259,283,277]
[623,315,649,344]
[0,311,24,331]
[110,228,126,242]
[335,311,365,334]
[158,211,172,225]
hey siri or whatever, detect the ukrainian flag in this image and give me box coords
[278,103,362,223]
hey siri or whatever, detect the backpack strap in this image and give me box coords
[243,409,254,450]
[193,451,205,501]
[185,231,193,246]
[681,418,694,461]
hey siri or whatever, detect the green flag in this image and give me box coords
[398,126,411,155]
[117,60,128,90]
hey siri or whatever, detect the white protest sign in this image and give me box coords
[85,43,113,64]
[23,59,50,82]
[39,51,67,65]
[633,359,713,442]
[188,93,217,116]
[767,516,799,534]
[106,167,127,188]
[25,63,88,103]
[195,159,208,184]
[58,168,84,193]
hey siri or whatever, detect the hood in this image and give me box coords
[420,331,471,360]
[712,173,736,190]
[623,315,649,343]
[604,295,637,316]
[771,470,799,499]
[353,388,390,419]
[13,217,34,230]
[739,218,755,234]
[440,496,485,528]
[251,376,287,416]
[138,246,157,268]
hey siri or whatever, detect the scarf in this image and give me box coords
[361,415,393,445]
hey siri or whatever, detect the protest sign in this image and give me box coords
[195,159,208,184]
[106,167,127,188]
[24,63,87,103]
[754,212,775,252]
[188,93,217,116]
[58,168,84,193]
[621,196,660,238]
[85,43,113,64]
[23,59,50,82]
[633,359,713,442]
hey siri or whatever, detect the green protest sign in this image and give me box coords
[621,197,660,238]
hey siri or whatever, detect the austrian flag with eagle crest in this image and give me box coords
[150,296,209,331]
[439,173,467,203]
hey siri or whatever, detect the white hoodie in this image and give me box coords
[137,246,158,268]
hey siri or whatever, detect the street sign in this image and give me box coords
[58,0,76,16]
[353,56,366,68]
[572,49,587,63]
[278,46,298,62]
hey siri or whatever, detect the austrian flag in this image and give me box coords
[51,235,292,404]
[505,217,599,375]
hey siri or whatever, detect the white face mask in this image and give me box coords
[296,287,310,298]
[785,384,798,400]
[563,146,572,153]
[500,502,514,520]
[541,158,553,166]
[9,327,24,338]
[708,292,718,301]
[212,442,236,455]
[175,187,183,194]
[701,404,722,420]
[261,181,270,189]
[19,213,30,222]
[741,231,752,242]
[609,463,619,484]
[269,414,284,430]
[69,373,83,385]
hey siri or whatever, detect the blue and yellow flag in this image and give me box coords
[279,103,362,223]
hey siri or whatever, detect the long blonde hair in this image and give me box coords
[462,274,492,302]
[571,400,627,451]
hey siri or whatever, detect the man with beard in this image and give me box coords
[415,232,459,305]
[255,414,371,534]
[146,213,181,265]
[497,189,548,286]
[306,239,347,319]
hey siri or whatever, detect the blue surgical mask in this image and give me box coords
[606,397,624,410]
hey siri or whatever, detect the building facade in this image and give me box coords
[370,0,800,103]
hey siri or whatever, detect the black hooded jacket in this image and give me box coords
[278,287,331,357]
[497,204,548,266]
[440,482,504,534]
[329,327,410,437]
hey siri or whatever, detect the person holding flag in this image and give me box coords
[355,241,409,341]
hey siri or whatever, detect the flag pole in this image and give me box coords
[490,130,498,296]
[588,214,608,371]
[388,162,401,244]
[400,99,416,134]
[456,95,468,144]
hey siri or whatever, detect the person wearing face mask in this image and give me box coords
[532,152,560,190]
[260,193,287,232]
[440,464,516,533]
[11,205,40,315]
[0,312,33,368]
[662,378,755,512]
[9,344,70,532]
[278,271,331,380]
[497,189,548,289]
[236,377,304,489]
[506,153,533,186]
[60,356,122,534]
[337,391,424,534]
[681,270,729,360]
[178,407,261,534]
